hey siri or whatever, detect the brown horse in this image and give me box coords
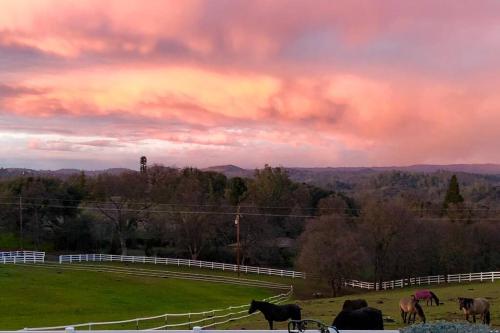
[458,297,490,325]
[399,295,426,324]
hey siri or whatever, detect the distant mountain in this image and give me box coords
[202,165,253,178]
[0,167,133,179]
[203,163,500,177]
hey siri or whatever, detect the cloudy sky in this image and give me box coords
[1,0,500,170]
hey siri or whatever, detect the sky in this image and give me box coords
[1,0,500,170]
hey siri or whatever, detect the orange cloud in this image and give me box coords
[2,1,500,169]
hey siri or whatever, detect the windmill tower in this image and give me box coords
[140,156,147,174]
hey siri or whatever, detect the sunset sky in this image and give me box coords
[2,0,500,170]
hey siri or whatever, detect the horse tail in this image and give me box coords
[485,310,490,325]
[430,291,440,306]
[415,302,426,323]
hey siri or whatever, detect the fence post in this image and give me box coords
[188,313,192,329]
[136,319,139,330]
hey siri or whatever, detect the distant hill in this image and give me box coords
[2,163,500,204]
[202,165,253,178]
[202,163,500,178]
[0,167,133,179]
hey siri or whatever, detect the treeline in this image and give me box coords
[0,166,498,289]
[0,165,351,267]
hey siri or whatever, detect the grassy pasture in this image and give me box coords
[228,280,500,330]
[0,264,274,330]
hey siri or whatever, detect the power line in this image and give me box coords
[0,196,498,212]
[1,201,500,221]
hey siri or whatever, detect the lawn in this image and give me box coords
[0,264,274,330]
[54,260,297,285]
[227,280,500,330]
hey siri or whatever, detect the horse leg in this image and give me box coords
[473,314,476,323]
[268,320,273,330]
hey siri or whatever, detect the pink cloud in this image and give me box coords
[2,1,500,168]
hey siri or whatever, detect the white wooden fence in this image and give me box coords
[58,254,499,291]
[0,251,45,264]
[22,329,394,333]
[345,271,500,290]
[23,289,293,331]
[21,329,394,333]
[58,254,306,279]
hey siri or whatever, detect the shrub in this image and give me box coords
[401,321,497,333]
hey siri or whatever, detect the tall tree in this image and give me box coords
[443,175,464,208]
[297,215,363,296]
[361,200,411,287]
[90,172,151,255]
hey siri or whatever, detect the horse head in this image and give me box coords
[458,297,472,311]
[248,300,257,314]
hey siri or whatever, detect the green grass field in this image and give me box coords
[57,260,297,285]
[2,262,498,331]
[0,264,274,330]
[228,280,500,330]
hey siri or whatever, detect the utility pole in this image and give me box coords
[19,196,23,250]
[235,205,241,278]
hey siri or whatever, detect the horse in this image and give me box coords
[248,300,301,330]
[342,299,368,311]
[332,307,384,330]
[415,289,440,306]
[458,297,490,325]
[399,295,426,324]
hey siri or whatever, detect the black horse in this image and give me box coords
[248,300,301,329]
[342,299,368,311]
[332,307,384,330]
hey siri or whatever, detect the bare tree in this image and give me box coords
[297,215,363,296]
[360,200,411,288]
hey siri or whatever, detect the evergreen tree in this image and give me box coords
[443,174,464,208]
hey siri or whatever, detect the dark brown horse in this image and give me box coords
[342,299,368,311]
[458,297,490,325]
[248,300,301,329]
[332,307,384,330]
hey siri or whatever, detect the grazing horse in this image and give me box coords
[248,300,301,330]
[342,299,368,311]
[332,307,384,330]
[400,295,426,324]
[415,290,440,306]
[458,297,490,325]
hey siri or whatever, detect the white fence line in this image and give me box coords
[58,254,499,291]
[58,254,306,279]
[0,251,45,264]
[23,288,294,331]
[346,271,500,290]
[19,329,394,333]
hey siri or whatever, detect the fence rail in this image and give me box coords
[59,254,306,279]
[24,288,293,331]
[0,251,45,264]
[21,329,394,333]
[359,271,500,290]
